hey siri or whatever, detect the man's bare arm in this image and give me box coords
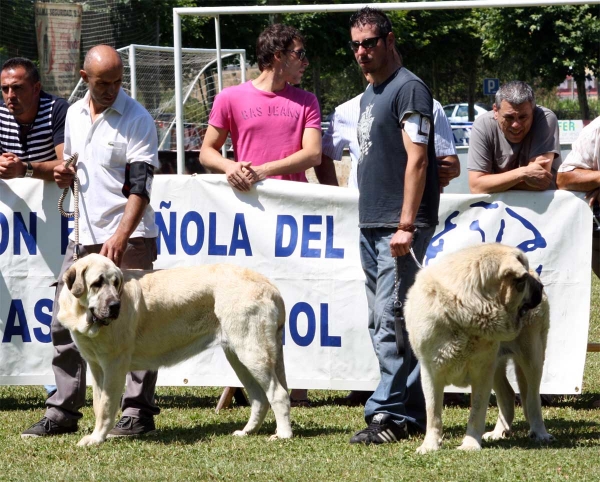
[469,152,554,194]
[314,154,339,186]
[390,129,428,258]
[0,143,64,181]
[199,125,253,191]
[100,193,147,267]
[557,168,600,192]
[437,154,460,188]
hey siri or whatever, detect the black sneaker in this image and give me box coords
[21,417,77,438]
[349,413,408,445]
[107,415,156,438]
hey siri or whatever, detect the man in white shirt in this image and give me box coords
[317,96,459,189]
[557,116,600,278]
[22,45,160,439]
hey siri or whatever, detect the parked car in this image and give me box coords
[443,103,489,123]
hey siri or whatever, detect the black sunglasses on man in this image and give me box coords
[348,35,386,52]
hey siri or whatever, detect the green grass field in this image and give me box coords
[2,276,600,481]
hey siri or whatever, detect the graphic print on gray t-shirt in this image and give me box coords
[357,67,439,229]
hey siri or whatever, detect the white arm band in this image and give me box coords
[403,113,431,145]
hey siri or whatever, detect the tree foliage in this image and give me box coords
[4,1,600,119]
[479,5,600,119]
[394,7,486,120]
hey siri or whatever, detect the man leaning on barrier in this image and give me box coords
[200,23,321,191]
[200,23,322,408]
[467,80,561,194]
[0,57,68,180]
[22,45,161,439]
[557,116,600,279]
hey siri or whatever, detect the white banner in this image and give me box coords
[0,176,592,393]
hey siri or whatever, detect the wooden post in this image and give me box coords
[587,343,600,352]
[215,387,249,412]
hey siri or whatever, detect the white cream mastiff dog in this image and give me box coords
[405,243,553,453]
[57,253,292,446]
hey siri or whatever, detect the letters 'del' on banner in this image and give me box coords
[0,176,592,394]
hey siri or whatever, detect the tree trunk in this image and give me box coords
[467,61,477,122]
[575,75,590,120]
[312,56,321,111]
[431,59,438,100]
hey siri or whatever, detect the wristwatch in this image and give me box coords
[24,161,33,178]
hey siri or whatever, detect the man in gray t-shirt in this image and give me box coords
[468,80,561,194]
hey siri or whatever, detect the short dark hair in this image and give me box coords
[1,57,40,84]
[349,6,392,38]
[495,81,536,109]
[256,23,305,72]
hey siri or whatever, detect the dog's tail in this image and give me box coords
[274,294,288,391]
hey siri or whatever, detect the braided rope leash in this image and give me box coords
[57,153,80,261]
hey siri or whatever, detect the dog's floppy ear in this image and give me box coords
[63,264,87,298]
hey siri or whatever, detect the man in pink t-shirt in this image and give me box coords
[200,24,322,190]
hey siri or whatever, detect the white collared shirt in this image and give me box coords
[559,116,600,172]
[322,96,456,189]
[322,94,362,189]
[64,88,159,245]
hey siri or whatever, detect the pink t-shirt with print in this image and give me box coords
[208,80,321,183]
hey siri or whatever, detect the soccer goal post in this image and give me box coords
[172,0,599,173]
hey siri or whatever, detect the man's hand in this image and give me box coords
[224,161,255,191]
[585,187,600,207]
[390,229,414,258]
[0,153,25,179]
[521,162,553,190]
[99,232,128,267]
[245,163,267,184]
[53,161,76,189]
[438,156,460,188]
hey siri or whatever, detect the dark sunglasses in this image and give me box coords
[348,35,386,52]
[285,49,307,61]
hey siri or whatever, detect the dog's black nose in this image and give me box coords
[519,275,544,317]
[107,300,121,318]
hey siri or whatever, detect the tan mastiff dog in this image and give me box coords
[405,243,553,453]
[57,253,292,446]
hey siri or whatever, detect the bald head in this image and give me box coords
[83,45,123,73]
[80,45,124,114]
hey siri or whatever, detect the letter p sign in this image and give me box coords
[483,78,500,96]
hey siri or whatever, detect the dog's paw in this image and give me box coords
[482,428,510,441]
[77,435,104,446]
[416,439,442,454]
[457,437,481,451]
[268,430,293,441]
[272,429,293,440]
[233,430,248,437]
[530,431,554,443]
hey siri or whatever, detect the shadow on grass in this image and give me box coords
[546,393,600,410]
[0,393,46,411]
[128,419,349,445]
[155,393,222,410]
[428,417,600,450]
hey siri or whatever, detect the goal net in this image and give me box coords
[69,45,247,151]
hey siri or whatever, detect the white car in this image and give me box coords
[443,103,489,123]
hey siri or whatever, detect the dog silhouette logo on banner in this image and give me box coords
[424,200,547,274]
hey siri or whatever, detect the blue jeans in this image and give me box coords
[359,226,435,431]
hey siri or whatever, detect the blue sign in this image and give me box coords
[483,78,500,96]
